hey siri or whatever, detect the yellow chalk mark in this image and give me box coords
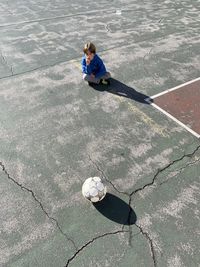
[114,95,169,137]
[71,59,82,71]
[70,59,168,137]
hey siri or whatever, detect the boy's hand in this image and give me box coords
[90,74,95,78]
[86,58,90,65]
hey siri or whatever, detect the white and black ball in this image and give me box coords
[82,177,107,202]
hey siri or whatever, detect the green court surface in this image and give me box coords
[0,1,200,266]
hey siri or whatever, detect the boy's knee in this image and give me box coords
[106,72,111,79]
[83,74,88,81]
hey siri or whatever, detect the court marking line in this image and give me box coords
[149,77,200,99]
[145,77,200,138]
[72,60,169,137]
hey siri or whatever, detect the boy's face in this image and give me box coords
[86,51,94,61]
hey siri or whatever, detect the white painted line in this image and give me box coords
[145,77,200,138]
[145,97,200,138]
[150,77,200,99]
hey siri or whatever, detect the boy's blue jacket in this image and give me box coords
[81,54,107,78]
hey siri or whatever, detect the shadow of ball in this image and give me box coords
[93,193,137,225]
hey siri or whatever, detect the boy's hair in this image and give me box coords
[83,42,96,54]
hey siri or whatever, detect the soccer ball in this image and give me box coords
[82,177,107,202]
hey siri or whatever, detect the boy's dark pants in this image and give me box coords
[83,72,111,84]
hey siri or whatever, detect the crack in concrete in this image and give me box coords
[131,144,200,196]
[1,147,198,265]
[88,154,129,197]
[0,2,14,16]
[159,156,200,186]
[0,50,14,75]
[0,65,47,80]
[124,195,134,246]
[0,21,194,81]
[135,223,157,267]
[88,155,137,250]
[0,8,116,28]
[105,23,111,33]
[0,27,190,81]
[88,144,200,265]
[142,47,160,85]
[89,155,139,249]
[0,42,131,81]
[89,144,200,199]
[128,145,200,266]
[143,47,154,61]
[158,18,164,24]
[65,229,128,267]
[0,161,78,251]
[10,65,14,75]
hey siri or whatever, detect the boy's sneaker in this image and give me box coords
[100,79,110,85]
[88,81,94,86]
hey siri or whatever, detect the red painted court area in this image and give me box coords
[150,79,200,138]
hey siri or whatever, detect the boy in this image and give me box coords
[81,42,111,85]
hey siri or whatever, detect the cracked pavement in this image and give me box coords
[0,0,200,266]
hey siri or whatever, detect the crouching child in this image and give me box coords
[81,42,111,85]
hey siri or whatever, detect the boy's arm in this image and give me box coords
[81,57,92,75]
[95,57,106,78]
